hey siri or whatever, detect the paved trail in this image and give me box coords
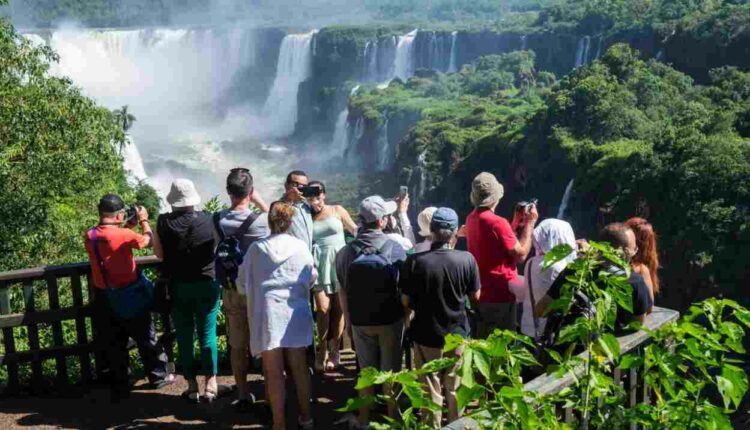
[0,351,359,429]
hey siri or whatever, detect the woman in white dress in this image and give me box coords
[244,201,317,430]
[521,219,577,339]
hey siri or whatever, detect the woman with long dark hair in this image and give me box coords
[625,217,660,312]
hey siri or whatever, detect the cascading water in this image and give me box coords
[377,112,391,171]
[594,36,604,61]
[26,27,298,200]
[448,31,458,73]
[332,85,361,156]
[122,136,148,183]
[417,150,428,204]
[393,29,418,81]
[520,34,528,51]
[557,179,575,220]
[574,36,591,68]
[263,30,317,138]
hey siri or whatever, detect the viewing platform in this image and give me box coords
[0,257,679,429]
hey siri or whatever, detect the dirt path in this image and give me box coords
[0,351,359,429]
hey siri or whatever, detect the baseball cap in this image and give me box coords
[470,172,504,208]
[431,207,459,231]
[98,194,125,215]
[359,195,398,224]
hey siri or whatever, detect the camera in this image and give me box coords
[124,205,139,227]
[516,198,538,214]
[299,185,322,198]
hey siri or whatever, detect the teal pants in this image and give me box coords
[170,279,221,379]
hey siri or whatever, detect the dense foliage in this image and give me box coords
[342,243,750,429]
[0,8,148,271]
[351,44,750,313]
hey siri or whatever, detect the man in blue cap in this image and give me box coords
[400,207,481,427]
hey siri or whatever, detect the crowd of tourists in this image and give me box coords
[84,168,661,430]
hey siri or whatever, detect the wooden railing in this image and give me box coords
[0,256,166,393]
[443,307,680,429]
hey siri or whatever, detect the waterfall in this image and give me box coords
[557,179,575,220]
[574,36,591,68]
[594,36,604,60]
[377,112,391,170]
[655,49,665,61]
[393,29,418,81]
[263,30,317,137]
[332,110,349,156]
[122,136,148,183]
[520,34,528,51]
[448,31,458,73]
[417,150,428,203]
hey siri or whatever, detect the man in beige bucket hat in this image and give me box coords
[465,172,538,337]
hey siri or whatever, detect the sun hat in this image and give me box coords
[417,207,438,237]
[166,178,201,208]
[430,207,459,231]
[470,172,504,208]
[359,195,398,224]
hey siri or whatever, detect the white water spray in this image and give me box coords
[448,31,459,73]
[121,136,148,183]
[263,30,317,137]
[557,179,575,220]
[393,29,418,81]
[574,36,591,68]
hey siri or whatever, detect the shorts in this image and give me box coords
[222,288,249,352]
[352,319,404,372]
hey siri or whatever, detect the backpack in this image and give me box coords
[527,263,596,366]
[213,211,259,290]
[345,240,402,326]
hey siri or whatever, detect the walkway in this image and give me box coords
[0,351,359,429]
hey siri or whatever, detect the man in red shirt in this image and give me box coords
[84,194,173,399]
[465,172,538,338]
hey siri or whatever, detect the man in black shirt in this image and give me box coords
[536,223,651,334]
[401,207,481,427]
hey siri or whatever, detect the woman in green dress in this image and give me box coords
[307,181,358,372]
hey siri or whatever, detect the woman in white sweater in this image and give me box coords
[244,201,317,430]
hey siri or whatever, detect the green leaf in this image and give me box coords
[716,364,748,410]
[597,333,621,362]
[443,333,464,353]
[473,350,491,380]
[419,357,456,375]
[460,348,475,388]
[619,354,642,369]
[336,395,377,412]
[499,386,524,398]
[542,244,574,270]
[456,384,485,411]
[355,367,392,390]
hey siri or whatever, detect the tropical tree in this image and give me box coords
[112,105,136,152]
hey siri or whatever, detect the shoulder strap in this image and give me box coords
[233,211,260,239]
[525,259,540,340]
[88,228,114,289]
[213,212,224,241]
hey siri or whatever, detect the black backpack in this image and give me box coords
[345,240,402,326]
[213,211,259,290]
[526,263,596,361]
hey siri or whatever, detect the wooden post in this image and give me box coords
[45,275,68,387]
[23,280,44,391]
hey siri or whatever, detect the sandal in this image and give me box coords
[181,389,200,403]
[203,377,219,403]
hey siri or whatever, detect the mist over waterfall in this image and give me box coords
[394,30,418,81]
[25,26,300,201]
[263,30,317,137]
[557,179,575,220]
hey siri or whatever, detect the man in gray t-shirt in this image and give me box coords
[216,168,269,412]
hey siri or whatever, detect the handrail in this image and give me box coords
[0,255,161,284]
[443,306,680,429]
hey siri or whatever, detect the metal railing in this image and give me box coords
[443,307,680,429]
[0,256,165,393]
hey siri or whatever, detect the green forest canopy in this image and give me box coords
[0,4,152,271]
[351,44,750,310]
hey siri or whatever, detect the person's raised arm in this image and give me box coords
[336,205,358,236]
[509,206,538,263]
[250,188,270,213]
[135,206,154,249]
